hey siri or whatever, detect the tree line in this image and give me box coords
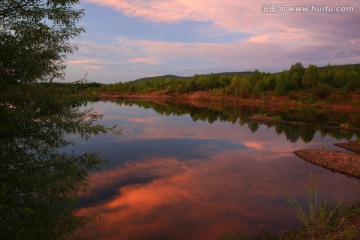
[85,63,360,101]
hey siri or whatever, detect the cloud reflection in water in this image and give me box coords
[75,102,360,240]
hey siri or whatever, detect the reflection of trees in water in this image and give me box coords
[0,84,107,240]
[300,127,317,143]
[115,100,360,143]
[248,121,259,133]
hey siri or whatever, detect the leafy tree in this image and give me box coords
[249,69,262,91]
[239,77,251,98]
[333,70,347,88]
[208,73,220,89]
[164,77,173,86]
[0,0,84,83]
[275,72,297,95]
[230,75,241,95]
[219,75,231,88]
[187,80,197,92]
[0,0,113,239]
[302,65,320,89]
[263,75,276,91]
[344,71,360,92]
[195,74,210,91]
[252,79,266,98]
[289,62,305,87]
[320,69,335,86]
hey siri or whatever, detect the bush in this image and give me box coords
[312,84,332,100]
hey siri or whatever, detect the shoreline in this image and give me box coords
[294,149,360,179]
[294,141,360,179]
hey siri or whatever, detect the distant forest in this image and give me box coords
[80,63,360,98]
[51,63,360,106]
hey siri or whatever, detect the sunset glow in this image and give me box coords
[64,0,360,82]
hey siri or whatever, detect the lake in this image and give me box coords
[72,100,360,240]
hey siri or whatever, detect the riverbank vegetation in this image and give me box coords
[77,63,360,108]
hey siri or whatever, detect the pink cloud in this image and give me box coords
[68,59,103,65]
[84,0,207,23]
[68,58,116,70]
[128,57,161,65]
[103,36,358,70]
[78,157,192,198]
[247,35,269,43]
[243,141,263,150]
[84,65,103,69]
[84,0,359,44]
[69,35,360,81]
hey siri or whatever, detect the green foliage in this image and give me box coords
[311,84,332,100]
[333,70,348,88]
[302,64,321,89]
[195,74,210,90]
[249,69,263,91]
[0,84,110,240]
[289,62,305,87]
[240,77,251,98]
[280,174,360,240]
[0,1,112,238]
[262,75,275,91]
[77,63,360,107]
[220,75,231,87]
[344,72,360,92]
[0,0,84,83]
[288,175,335,228]
[287,174,340,238]
[252,79,266,98]
[299,127,316,143]
[320,67,335,86]
[230,75,241,96]
[275,72,297,95]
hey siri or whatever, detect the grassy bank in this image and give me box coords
[219,175,360,240]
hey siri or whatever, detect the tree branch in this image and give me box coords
[0,0,41,17]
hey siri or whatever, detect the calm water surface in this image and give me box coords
[72,101,360,240]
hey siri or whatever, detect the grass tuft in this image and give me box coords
[284,174,359,240]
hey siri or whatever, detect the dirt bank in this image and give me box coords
[294,140,360,180]
[294,149,360,179]
[335,141,360,153]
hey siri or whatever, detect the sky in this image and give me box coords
[64,0,360,83]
